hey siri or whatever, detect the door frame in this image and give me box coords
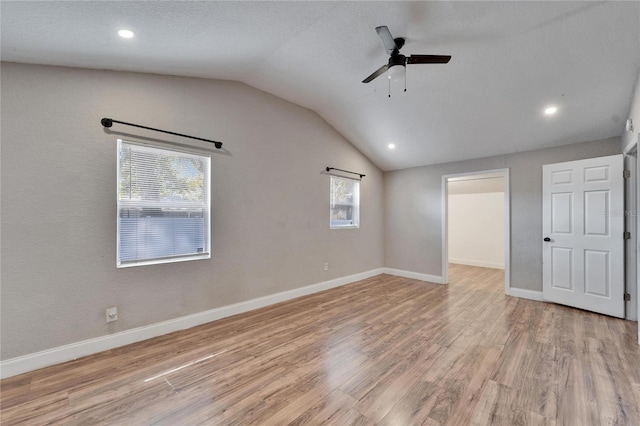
[635,134,640,344]
[624,142,638,322]
[625,133,640,343]
[441,168,510,294]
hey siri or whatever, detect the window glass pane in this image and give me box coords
[117,140,211,267]
[119,143,207,205]
[330,176,360,229]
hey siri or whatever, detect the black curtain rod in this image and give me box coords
[101,118,223,149]
[326,167,365,179]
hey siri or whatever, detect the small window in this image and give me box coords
[117,139,211,267]
[330,175,360,229]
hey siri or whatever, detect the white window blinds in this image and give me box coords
[117,139,211,267]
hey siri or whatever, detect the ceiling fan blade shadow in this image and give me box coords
[407,55,451,64]
[362,64,389,83]
[376,26,397,55]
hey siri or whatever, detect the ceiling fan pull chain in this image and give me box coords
[388,77,391,98]
[404,71,407,92]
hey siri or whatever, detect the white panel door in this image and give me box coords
[542,154,624,318]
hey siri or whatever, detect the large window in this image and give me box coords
[330,175,360,229]
[117,140,211,267]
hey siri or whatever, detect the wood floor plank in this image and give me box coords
[0,390,69,426]
[323,407,376,426]
[490,328,534,388]
[430,345,503,425]
[377,379,440,425]
[478,379,519,425]
[353,344,442,422]
[470,379,501,426]
[288,389,358,425]
[150,365,290,425]
[1,264,639,425]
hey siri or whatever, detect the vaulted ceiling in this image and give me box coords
[2,1,639,170]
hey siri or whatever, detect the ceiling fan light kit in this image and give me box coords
[386,64,406,97]
[362,25,451,97]
[387,63,405,82]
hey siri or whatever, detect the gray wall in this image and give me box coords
[0,62,384,360]
[384,138,621,291]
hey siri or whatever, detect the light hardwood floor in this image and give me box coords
[2,264,640,425]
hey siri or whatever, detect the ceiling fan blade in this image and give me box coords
[362,64,389,83]
[375,26,397,55]
[407,55,451,64]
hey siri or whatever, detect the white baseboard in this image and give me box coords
[0,268,385,379]
[508,287,544,301]
[383,268,444,284]
[449,258,505,270]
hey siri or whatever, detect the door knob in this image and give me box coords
[544,237,551,242]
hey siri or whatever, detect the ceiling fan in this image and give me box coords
[362,26,451,84]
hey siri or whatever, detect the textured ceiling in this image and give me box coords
[2,1,639,171]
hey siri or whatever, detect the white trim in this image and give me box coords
[383,268,444,284]
[441,168,511,293]
[625,148,638,321]
[634,132,640,345]
[503,169,511,295]
[623,132,639,156]
[442,176,448,284]
[0,268,384,379]
[448,258,505,270]
[508,287,544,302]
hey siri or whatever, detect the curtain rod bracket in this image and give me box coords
[326,167,365,179]
[101,117,223,149]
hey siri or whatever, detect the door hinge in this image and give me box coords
[624,231,631,239]
[624,293,631,301]
[624,170,631,178]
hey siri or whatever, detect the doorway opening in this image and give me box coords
[441,169,510,294]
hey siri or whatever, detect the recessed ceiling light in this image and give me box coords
[388,143,396,149]
[118,29,134,39]
[544,106,558,115]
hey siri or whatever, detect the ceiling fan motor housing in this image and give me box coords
[388,54,407,68]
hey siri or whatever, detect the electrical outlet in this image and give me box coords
[324,263,329,271]
[106,307,118,323]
